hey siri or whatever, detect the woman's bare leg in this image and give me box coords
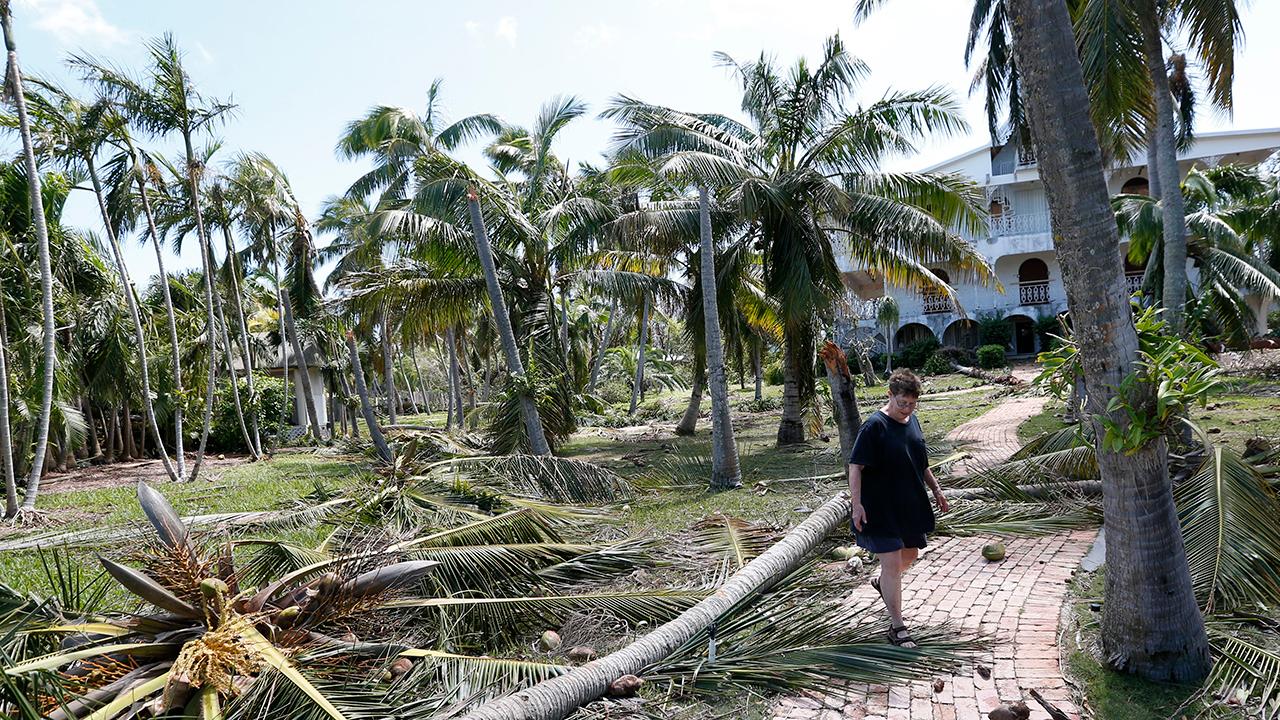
[877,550,906,626]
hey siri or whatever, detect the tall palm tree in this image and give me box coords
[604,37,992,445]
[1006,0,1210,681]
[25,83,181,480]
[74,34,236,480]
[1115,165,1280,345]
[696,186,741,488]
[0,270,14,517]
[2,3,57,511]
[877,296,899,372]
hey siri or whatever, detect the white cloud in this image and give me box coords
[574,22,617,50]
[495,16,518,48]
[464,20,481,39]
[14,0,128,47]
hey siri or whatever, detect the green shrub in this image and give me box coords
[1035,315,1065,351]
[764,362,785,386]
[922,353,954,376]
[596,378,631,405]
[900,337,941,369]
[977,344,1007,370]
[209,374,287,451]
[936,345,977,367]
[1268,310,1280,337]
[742,396,782,413]
[977,312,1013,347]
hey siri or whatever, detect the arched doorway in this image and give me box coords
[1008,313,1036,355]
[943,319,980,349]
[895,323,935,348]
[1017,258,1050,306]
[1121,176,1150,196]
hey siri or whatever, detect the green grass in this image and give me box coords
[1065,570,1201,720]
[1018,400,1069,443]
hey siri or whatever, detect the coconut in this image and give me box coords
[567,645,597,663]
[982,542,1006,562]
[606,674,644,697]
[830,546,857,561]
[539,630,563,651]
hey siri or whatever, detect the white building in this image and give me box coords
[838,127,1280,357]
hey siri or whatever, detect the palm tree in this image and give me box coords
[344,329,390,462]
[25,83,182,480]
[696,186,741,488]
[466,189,552,455]
[0,270,15,517]
[1006,0,1210,681]
[2,3,57,512]
[74,34,236,480]
[603,37,991,445]
[1115,165,1280,345]
[877,296,900,372]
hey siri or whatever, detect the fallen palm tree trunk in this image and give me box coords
[943,480,1101,501]
[456,491,853,720]
[954,365,1024,386]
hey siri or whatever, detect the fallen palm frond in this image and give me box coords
[1203,629,1280,718]
[1178,447,1280,613]
[935,500,1101,537]
[417,455,635,505]
[689,514,778,572]
[383,590,706,635]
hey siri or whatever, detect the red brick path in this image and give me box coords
[946,393,1048,477]
[772,531,1094,720]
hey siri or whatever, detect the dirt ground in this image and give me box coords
[33,453,255,495]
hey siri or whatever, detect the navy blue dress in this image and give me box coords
[848,410,934,552]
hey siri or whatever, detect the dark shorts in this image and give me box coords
[855,531,928,554]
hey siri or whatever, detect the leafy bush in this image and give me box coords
[209,374,287,451]
[1268,310,1280,337]
[742,396,782,412]
[977,344,1007,370]
[936,345,978,367]
[1035,315,1065,351]
[922,353,954,376]
[900,337,941,369]
[764,362,785,386]
[977,312,1013,348]
[596,378,632,405]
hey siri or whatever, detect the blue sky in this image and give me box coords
[11,0,1280,284]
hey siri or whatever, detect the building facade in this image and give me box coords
[837,128,1280,357]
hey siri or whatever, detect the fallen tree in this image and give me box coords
[954,364,1025,386]
[456,491,852,720]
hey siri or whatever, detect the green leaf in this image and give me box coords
[238,624,348,720]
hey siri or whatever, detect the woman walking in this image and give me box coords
[848,369,950,647]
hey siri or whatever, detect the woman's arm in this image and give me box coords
[848,463,868,530]
[923,466,951,513]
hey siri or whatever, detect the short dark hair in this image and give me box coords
[888,369,923,398]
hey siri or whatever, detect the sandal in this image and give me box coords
[888,624,917,649]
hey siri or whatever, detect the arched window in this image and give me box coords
[1017,258,1050,305]
[1121,177,1150,196]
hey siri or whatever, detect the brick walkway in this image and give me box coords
[773,531,1094,720]
[945,392,1048,477]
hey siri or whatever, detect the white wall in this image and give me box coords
[291,367,328,428]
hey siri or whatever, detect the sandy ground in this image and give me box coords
[32,453,254,495]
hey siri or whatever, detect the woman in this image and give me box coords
[848,368,950,647]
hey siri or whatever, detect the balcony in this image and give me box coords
[1017,147,1037,168]
[1125,272,1143,295]
[922,293,954,315]
[1018,281,1051,305]
[990,211,1051,238]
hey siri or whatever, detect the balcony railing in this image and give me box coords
[990,211,1051,237]
[1018,281,1051,305]
[1125,272,1144,295]
[922,293,954,314]
[1017,147,1037,167]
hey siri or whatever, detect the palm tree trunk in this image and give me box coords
[403,364,421,414]
[629,293,650,416]
[4,9,55,511]
[206,246,257,460]
[697,188,742,489]
[411,350,430,415]
[81,395,100,460]
[219,224,261,456]
[821,341,862,471]
[884,324,894,373]
[675,359,704,436]
[280,287,324,443]
[466,191,551,454]
[344,331,391,463]
[86,155,180,480]
[379,309,397,424]
[133,146,186,479]
[559,287,571,367]
[273,261,291,430]
[0,280,16,518]
[457,491,852,720]
[1138,3,1188,335]
[183,130,218,484]
[776,325,808,445]
[1145,128,1162,199]
[336,368,359,439]
[101,409,114,464]
[446,327,462,430]
[1008,0,1210,682]
[123,400,136,460]
[587,297,618,395]
[752,338,763,402]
